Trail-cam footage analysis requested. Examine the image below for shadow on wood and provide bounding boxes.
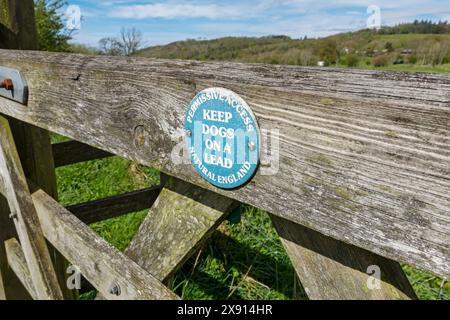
[52,141,113,168]
[66,185,162,225]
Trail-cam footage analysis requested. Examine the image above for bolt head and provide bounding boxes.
[248,141,257,152]
[0,79,13,90]
[185,130,192,138]
[109,284,121,296]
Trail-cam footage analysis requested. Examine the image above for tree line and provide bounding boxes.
[378,20,450,35]
[32,0,142,55]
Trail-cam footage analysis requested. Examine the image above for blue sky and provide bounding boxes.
[67,0,450,47]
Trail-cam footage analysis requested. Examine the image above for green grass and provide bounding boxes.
[353,62,450,73]
[172,207,305,300]
[56,156,303,299]
[376,34,450,45]
[54,152,449,300]
[373,63,450,73]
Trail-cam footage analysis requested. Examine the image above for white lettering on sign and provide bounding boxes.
[186,91,255,132]
[185,87,260,189]
[204,153,233,169]
[202,124,235,139]
[203,109,233,123]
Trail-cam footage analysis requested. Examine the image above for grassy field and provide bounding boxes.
[376,34,450,46]
[335,61,450,73]
[365,63,450,73]
[53,145,449,299]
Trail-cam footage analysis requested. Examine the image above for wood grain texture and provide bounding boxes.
[0,176,4,196]
[31,188,178,300]
[6,79,75,301]
[52,140,113,168]
[0,194,32,300]
[0,2,74,299]
[0,23,16,49]
[272,215,417,300]
[0,50,448,277]
[0,116,63,299]
[125,177,235,282]
[66,185,162,224]
[0,0,37,49]
[0,0,39,300]
[5,238,37,299]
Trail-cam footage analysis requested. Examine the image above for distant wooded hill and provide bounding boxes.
[135,21,450,68]
[378,20,450,34]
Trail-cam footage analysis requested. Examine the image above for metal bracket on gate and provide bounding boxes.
[0,67,28,105]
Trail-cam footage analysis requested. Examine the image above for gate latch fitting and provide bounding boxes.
[0,67,28,105]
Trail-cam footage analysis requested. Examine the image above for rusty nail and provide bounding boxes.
[0,79,13,91]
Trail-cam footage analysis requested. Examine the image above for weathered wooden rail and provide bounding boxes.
[0,0,448,300]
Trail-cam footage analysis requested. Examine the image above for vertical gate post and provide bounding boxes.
[0,0,75,299]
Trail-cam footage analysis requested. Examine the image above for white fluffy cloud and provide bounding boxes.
[110,3,245,19]
[108,0,450,21]
[73,0,450,46]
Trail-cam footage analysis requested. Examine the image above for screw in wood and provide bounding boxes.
[109,284,121,296]
[0,79,13,91]
[9,212,17,220]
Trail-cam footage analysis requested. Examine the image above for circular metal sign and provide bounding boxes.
[185,88,260,189]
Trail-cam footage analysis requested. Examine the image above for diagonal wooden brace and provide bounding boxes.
[125,175,237,283]
[0,115,63,299]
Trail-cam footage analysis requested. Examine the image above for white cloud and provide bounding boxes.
[75,0,450,46]
[110,3,246,19]
[107,0,450,22]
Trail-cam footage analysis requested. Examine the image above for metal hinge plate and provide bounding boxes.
[0,67,28,105]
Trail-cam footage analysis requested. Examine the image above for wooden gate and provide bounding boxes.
[0,0,448,300]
